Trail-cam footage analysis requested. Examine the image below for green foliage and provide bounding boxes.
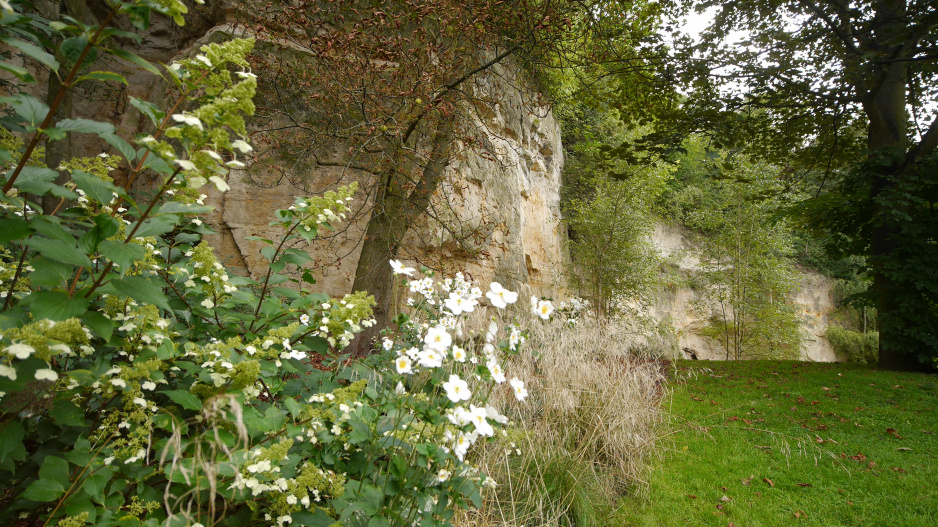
[663,139,801,359]
[826,326,879,364]
[0,3,545,527]
[560,107,669,315]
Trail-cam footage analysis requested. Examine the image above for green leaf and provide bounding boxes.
[72,169,123,205]
[159,390,202,411]
[129,97,165,126]
[23,478,65,502]
[283,397,303,418]
[60,36,96,68]
[0,218,33,242]
[109,49,162,77]
[56,118,116,137]
[30,256,73,288]
[98,240,147,276]
[348,419,371,445]
[0,36,59,71]
[76,71,128,85]
[30,215,73,243]
[159,201,214,215]
[25,237,93,267]
[84,473,108,504]
[108,275,171,311]
[140,151,173,175]
[82,311,114,342]
[11,165,58,194]
[52,400,87,428]
[20,291,90,321]
[0,421,26,465]
[0,62,36,83]
[291,509,337,527]
[261,246,276,261]
[367,518,390,527]
[39,456,70,486]
[243,405,284,433]
[102,133,136,162]
[133,217,177,238]
[41,127,67,140]
[0,93,49,125]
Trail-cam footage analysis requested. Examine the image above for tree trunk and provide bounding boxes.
[347,118,456,356]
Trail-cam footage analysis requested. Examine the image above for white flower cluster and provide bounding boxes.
[386,262,538,461]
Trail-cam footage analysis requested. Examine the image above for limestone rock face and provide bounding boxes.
[649,222,838,362]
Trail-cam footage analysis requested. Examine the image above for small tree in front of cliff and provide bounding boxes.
[243,0,665,353]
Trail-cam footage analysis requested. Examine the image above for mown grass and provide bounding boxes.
[619,360,938,526]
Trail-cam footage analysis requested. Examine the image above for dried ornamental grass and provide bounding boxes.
[457,312,668,526]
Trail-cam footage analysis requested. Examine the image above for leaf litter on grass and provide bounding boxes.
[617,360,938,527]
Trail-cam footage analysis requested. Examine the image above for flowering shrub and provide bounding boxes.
[0,2,554,527]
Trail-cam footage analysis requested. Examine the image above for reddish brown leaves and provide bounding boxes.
[763,477,775,487]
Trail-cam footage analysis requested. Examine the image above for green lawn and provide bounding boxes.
[618,361,938,526]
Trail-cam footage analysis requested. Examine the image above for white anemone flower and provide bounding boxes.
[442,374,471,402]
[510,377,528,401]
[423,324,451,352]
[417,348,444,368]
[395,356,413,375]
[0,364,15,380]
[536,299,555,320]
[486,358,506,384]
[486,282,518,309]
[451,345,467,363]
[447,406,473,427]
[390,259,416,276]
[469,405,495,437]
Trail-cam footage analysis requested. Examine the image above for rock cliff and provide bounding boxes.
[5,4,568,302]
[649,223,838,361]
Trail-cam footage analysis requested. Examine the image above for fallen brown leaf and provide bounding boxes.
[687,494,697,499]
[794,509,807,518]
[897,447,913,452]
[763,477,775,487]
[741,476,753,486]
[892,467,907,474]
[798,483,813,487]
[726,416,739,421]
[850,452,867,461]
[887,428,903,439]
[720,495,731,502]
[821,386,830,391]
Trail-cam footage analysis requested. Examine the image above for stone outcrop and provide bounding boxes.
[3,3,567,302]
[649,223,838,362]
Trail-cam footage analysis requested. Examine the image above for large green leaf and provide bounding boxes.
[0,36,58,71]
[11,165,58,195]
[20,291,90,321]
[108,275,170,311]
[0,62,36,83]
[71,170,121,206]
[25,237,93,268]
[0,421,25,465]
[30,215,75,244]
[60,36,96,68]
[22,478,66,502]
[82,310,114,342]
[76,71,128,85]
[0,93,49,125]
[109,49,162,76]
[0,218,33,242]
[102,133,136,162]
[38,456,70,486]
[132,217,177,238]
[98,240,147,276]
[129,97,165,126]
[55,118,116,137]
[159,390,202,411]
